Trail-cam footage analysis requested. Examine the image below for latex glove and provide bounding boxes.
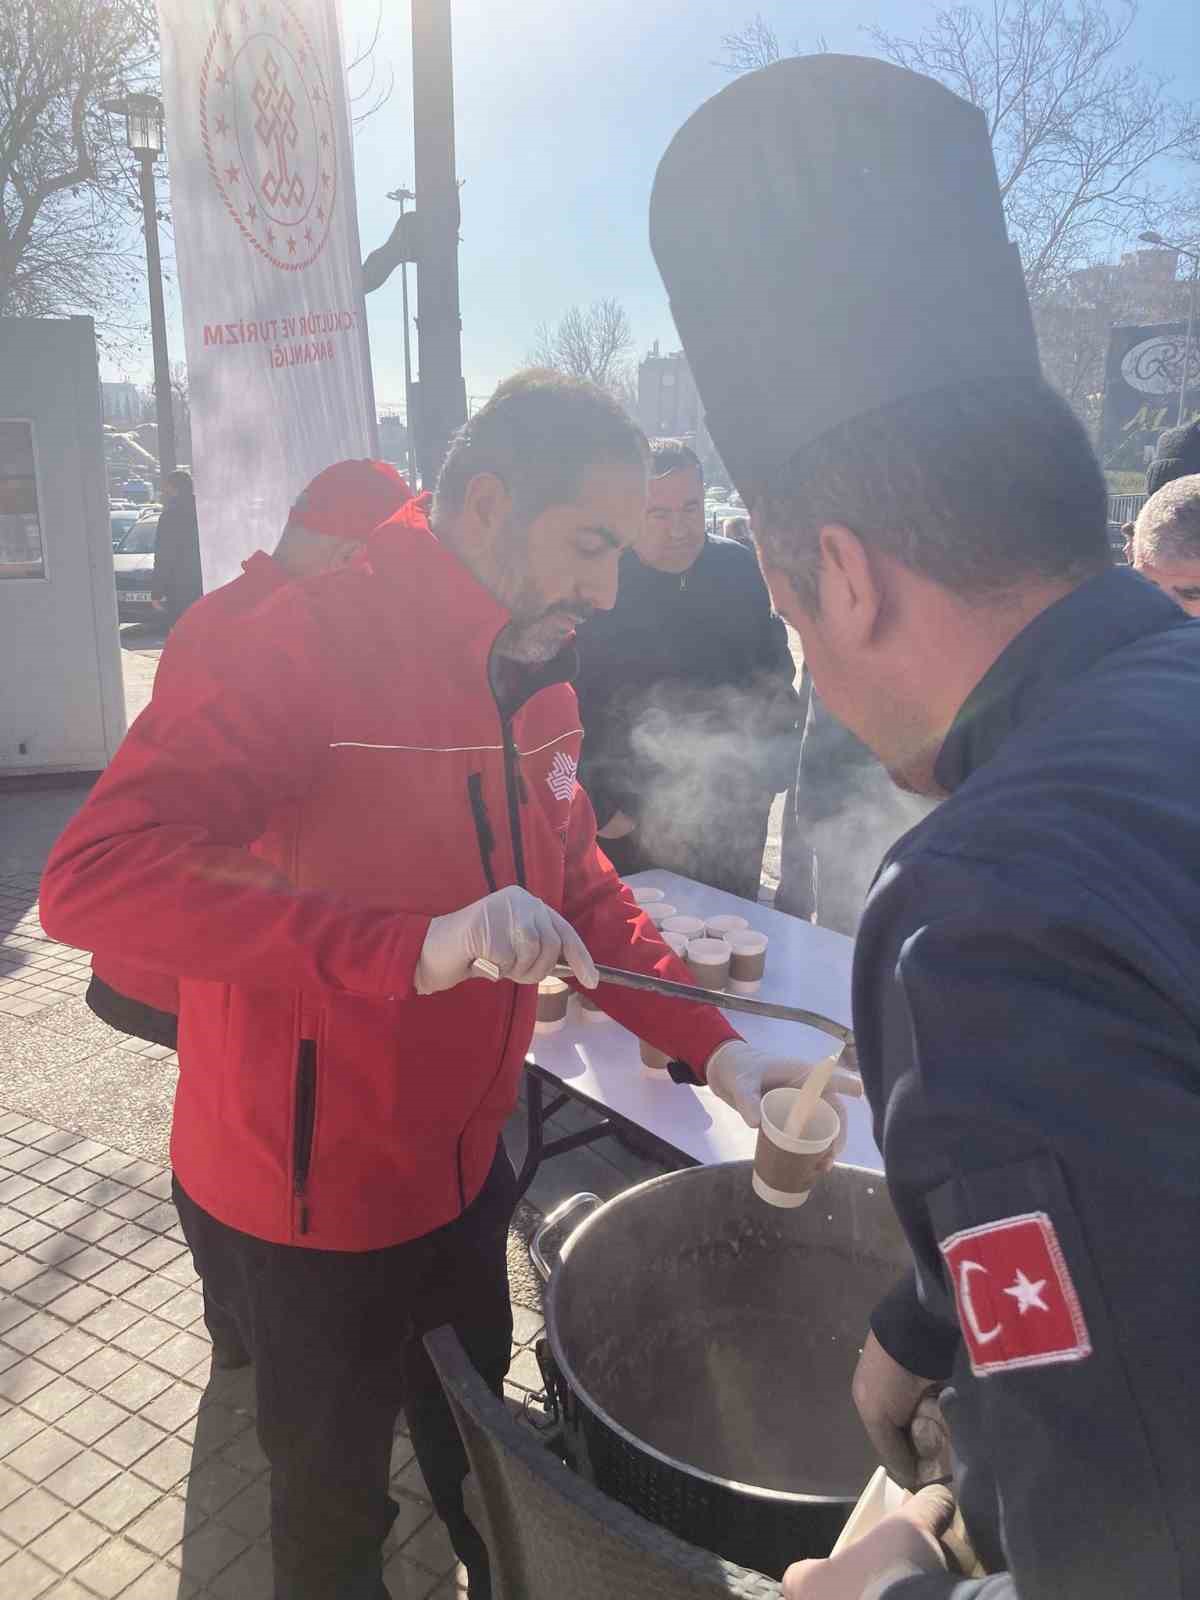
[851,1333,949,1490]
[414,886,599,996]
[703,1041,858,1130]
[782,1484,955,1598]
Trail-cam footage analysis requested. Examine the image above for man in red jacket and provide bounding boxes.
[86,458,415,1052]
[42,372,827,1600]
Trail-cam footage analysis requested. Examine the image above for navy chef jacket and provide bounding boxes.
[855,566,1200,1598]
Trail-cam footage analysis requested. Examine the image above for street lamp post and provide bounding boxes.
[103,93,176,481]
[386,186,419,485]
[1139,231,1200,427]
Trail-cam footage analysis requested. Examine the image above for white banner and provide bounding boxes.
[157,0,377,589]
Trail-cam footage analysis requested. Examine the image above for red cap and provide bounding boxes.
[289,459,412,543]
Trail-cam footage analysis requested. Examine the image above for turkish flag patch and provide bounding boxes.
[939,1211,1092,1377]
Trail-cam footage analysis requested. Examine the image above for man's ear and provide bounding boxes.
[817,523,881,647]
[461,472,512,537]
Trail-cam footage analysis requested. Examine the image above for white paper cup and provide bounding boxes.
[645,903,678,927]
[727,931,768,992]
[752,1091,839,1208]
[705,914,749,941]
[661,931,690,958]
[685,937,732,990]
[661,914,706,941]
[631,886,665,905]
[639,1039,670,1071]
[534,976,570,1034]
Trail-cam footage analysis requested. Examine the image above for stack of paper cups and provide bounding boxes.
[726,931,769,994]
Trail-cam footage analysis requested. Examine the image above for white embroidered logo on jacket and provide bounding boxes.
[546,752,579,803]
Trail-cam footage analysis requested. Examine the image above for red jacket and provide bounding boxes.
[42,504,736,1250]
[89,551,291,1024]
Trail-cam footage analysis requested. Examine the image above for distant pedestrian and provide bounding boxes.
[152,468,203,624]
[723,514,754,547]
[1144,418,1200,497]
[1128,473,1200,615]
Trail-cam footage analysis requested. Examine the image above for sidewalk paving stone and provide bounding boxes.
[0,857,673,1597]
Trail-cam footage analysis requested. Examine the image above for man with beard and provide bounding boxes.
[41,370,826,1600]
[652,54,1200,1599]
[575,438,802,901]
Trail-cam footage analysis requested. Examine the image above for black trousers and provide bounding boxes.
[173,1149,516,1600]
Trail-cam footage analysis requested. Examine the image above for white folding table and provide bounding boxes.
[519,869,883,1195]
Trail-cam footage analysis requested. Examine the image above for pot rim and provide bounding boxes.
[544,1159,882,1508]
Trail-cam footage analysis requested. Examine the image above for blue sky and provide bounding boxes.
[107,0,1199,410]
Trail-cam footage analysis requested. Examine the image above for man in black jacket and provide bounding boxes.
[652,53,1200,1599]
[575,439,802,900]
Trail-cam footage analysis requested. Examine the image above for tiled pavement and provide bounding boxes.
[0,1105,541,1599]
[0,868,573,1600]
[0,1117,587,1600]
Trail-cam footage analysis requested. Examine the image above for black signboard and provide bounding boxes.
[1101,321,1200,469]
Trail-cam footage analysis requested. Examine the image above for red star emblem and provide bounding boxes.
[215,65,229,90]
[215,114,229,137]
[246,202,258,223]
[287,235,297,255]
[224,163,240,185]
[321,169,331,190]
[266,227,276,246]
[304,226,313,243]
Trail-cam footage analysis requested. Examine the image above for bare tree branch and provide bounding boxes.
[0,0,156,318]
[529,299,636,400]
[865,0,1200,297]
[347,0,393,129]
[715,13,782,74]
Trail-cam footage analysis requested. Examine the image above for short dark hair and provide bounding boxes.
[649,438,702,478]
[435,368,648,522]
[165,469,193,496]
[757,377,1110,607]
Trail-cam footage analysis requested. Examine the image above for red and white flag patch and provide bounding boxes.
[939,1211,1091,1377]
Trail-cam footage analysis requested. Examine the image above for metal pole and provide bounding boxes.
[1177,253,1199,428]
[412,0,466,485]
[137,153,176,480]
[397,192,418,485]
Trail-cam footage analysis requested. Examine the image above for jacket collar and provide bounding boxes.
[241,550,287,593]
[935,567,1186,792]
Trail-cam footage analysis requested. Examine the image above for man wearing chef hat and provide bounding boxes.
[653,54,1200,1598]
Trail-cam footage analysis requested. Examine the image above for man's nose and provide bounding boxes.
[582,558,621,613]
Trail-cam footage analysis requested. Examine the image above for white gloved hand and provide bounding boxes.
[704,1041,855,1134]
[414,886,599,996]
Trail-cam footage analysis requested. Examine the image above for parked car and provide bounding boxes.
[110,510,140,550]
[112,515,159,621]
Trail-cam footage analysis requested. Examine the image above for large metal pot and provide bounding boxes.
[536,1161,911,1580]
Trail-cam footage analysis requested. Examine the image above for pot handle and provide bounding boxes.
[529,1191,601,1282]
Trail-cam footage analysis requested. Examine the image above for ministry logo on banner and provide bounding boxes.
[158,0,377,589]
